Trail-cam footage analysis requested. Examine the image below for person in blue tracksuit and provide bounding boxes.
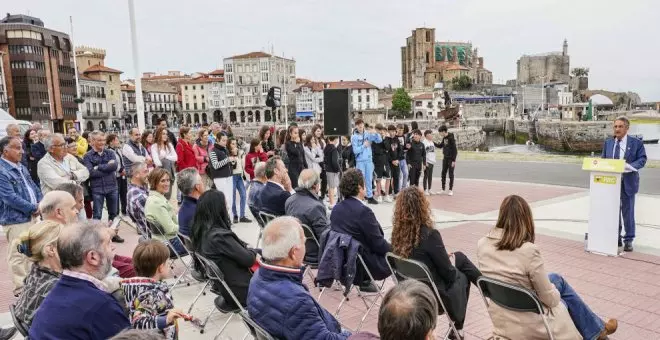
[351,118,382,204]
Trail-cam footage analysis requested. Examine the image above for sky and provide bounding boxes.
[6,0,660,101]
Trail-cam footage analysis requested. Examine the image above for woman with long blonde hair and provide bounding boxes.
[390,186,480,339]
[477,195,617,340]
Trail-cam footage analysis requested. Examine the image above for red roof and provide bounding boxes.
[142,75,189,81]
[83,64,123,74]
[180,77,220,84]
[413,93,433,100]
[297,80,378,92]
[229,52,272,59]
[209,69,225,76]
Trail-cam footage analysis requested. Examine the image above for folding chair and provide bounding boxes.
[257,211,277,247]
[239,310,276,340]
[477,276,555,340]
[385,252,461,340]
[318,251,386,332]
[195,254,249,339]
[301,223,321,287]
[127,212,151,241]
[9,304,28,337]
[147,220,193,289]
[178,232,210,314]
[249,205,264,228]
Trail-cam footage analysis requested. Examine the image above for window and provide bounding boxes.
[99,103,103,112]
[366,95,370,102]
[201,95,205,100]
[226,74,233,83]
[358,89,361,94]
[86,103,90,113]
[358,96,362,102]
[262,84,269,93]
[237,65,243,73]
[229,98,235,106]
[202,103,206,110]
[193,86,196,90]
[262,73,269,82]
[93,103,97,113]
[240,97,244,105]
[238,76,243,84]
[201,85,204,90]
[227,86,234,95]
[194,103,198,110]
[186,103,190,110]
[185,86,188,90]
[109,75,113,81]
[112,104,116,114]
[255,97,260,105]
[261,61,268,71]
[111,90,114,96]
[225,64,233,72]
[415,101,422,107]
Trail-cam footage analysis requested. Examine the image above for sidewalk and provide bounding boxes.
[1,178,659,339]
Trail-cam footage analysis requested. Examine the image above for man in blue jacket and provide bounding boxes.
[247,216,350,340]
[351,118,382,204]
[0,136,42,296]
[83,131,122,242]
[601,116,647,252]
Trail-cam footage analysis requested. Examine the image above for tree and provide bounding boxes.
[571,67,590,77]
[451,75,472,91]
[391,88,412,117]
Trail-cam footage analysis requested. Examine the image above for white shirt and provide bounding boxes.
[422,139,436,164]
[612,134,627,160]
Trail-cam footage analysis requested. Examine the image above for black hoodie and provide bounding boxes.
[323,143,341,173]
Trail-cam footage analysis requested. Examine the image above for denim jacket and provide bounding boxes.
[0,158,42,225]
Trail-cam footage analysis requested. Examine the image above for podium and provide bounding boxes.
[581,158,625,256]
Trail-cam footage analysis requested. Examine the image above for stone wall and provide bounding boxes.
[466,117,506,132]
[461,103,511,118]
[433,126,484,150]
[505,118,610,152]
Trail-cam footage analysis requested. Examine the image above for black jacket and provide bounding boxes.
[285,188,330,263]
[285,141,307,172]
[384,136,402,164]
[208,144,232,179]
[199,226,256,307]
[323,144,341,173]
[259,181,291,216]
[371,138,388,164]
[339,144,355,171]
[406,140,426,165]
[396,135,407,160]
[436,133,457,162]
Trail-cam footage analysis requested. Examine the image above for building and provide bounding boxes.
[120,82,136,126]
[79,75,109,131]
[76,46,123,130]
[207,69,226,123]
[401,28,492,91]
[180,76,214,125]
[223,51,296,124]
[294,80,379,121]
[121,81,178,128]
[0,14,77,132]
[516,40,570,86]
[0,51,7,111]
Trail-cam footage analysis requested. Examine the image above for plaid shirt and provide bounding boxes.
[127,183,149,237]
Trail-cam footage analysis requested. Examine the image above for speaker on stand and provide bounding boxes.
[323,89,351,136]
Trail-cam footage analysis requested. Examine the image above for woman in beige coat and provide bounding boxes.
[477,195,617,340]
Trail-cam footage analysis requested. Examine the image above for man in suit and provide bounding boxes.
[601,116,647,252]
[259,156,293,216]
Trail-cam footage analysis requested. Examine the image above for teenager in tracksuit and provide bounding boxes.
[406,129,426,187]
[437,125,457,195]
[385,125,402,197]
[371,124,391,203]
[351,118,382,204]
[208,133,234,214]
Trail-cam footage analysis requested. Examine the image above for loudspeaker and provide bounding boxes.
[323,89,351,136]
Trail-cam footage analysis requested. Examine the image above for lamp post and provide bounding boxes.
[128,0,145,131]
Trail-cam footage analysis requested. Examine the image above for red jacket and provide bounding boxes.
[193,143,209,175]
[244,151,268,179]
[175,139,196,172]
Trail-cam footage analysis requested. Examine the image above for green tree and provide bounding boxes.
[451,75,472,91]
[391,88,412,117]
[571,67,590,77]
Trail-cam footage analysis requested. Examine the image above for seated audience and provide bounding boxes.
[285,169,329,263]
[191,190,257,308]
[378,280,438,340]
[145,168,186,256]
[391,187,481,339]
[248,216,351,340]
[111,329,167,340]
[259,156,292,216]
[477,195,617,340]
[29,221,130,339]
[54,183,85,220]
[127,162,151,238]
[247,162,267,211]
[14,220,63,330]
[330,169,391,291]
[121,240,185,340]
[176,168,206,237]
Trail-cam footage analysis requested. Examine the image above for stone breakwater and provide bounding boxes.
[505,119,611,152]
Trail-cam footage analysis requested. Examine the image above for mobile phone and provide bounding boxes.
[110,218,120,230]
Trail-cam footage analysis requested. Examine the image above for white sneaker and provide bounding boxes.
[384,195,393,203]
[448,190,454,196]
[376,196,383,203]
[424,190,430,196]
[439,190,446,195]
[429,190,436,195]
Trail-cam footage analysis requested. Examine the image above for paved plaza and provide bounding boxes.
[1,178,659,339]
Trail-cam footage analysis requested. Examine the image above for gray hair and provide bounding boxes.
[43,133,64,150]
[378,280,438,340]
[39,191,75,217]
[110,329,166,340]
[254,162,266,179]
[132,161,147,174]
[57,220,108,271]
[264,156,282,180]
[54,183,83,199]
[615,116,630,128]
[37,129,50,139]
[262,216,303,261]
[5,124,19,135]
[89,130,104,141]
[298,169,320,190]
[177,167,200,196]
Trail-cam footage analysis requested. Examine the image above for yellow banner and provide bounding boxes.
[594,175,617,185]
[582,158,625,173]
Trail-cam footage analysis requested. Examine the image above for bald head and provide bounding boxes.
[254,162,267,181]
[378,280,438,340]
[5,124,20,138]
[262,216,305,266]
[298,169,320,192]
[39,191,79,224]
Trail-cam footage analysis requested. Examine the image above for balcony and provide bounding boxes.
[83,111,110,119]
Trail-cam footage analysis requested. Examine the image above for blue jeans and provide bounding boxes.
[356,160,375,198]
[399,159,408,190]
[549,273,604,340]
[92,190,119,221]
[231,174,246,218]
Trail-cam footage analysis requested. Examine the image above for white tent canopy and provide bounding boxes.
[0,108,14,120]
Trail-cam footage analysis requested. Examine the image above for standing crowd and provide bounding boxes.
[0,117,618,340]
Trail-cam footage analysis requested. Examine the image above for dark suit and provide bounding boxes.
[330,197,391,283]
[259,181,291,216]
[601,135,647,242]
